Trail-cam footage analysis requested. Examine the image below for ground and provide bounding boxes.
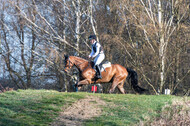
[51,95,107,126]
[51,94,190,126]
[1,90,189,126]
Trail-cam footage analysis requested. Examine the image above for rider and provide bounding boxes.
[88,35,105,79]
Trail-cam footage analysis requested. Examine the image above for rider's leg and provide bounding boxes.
[95,65,102,79]
[94,54,105,79]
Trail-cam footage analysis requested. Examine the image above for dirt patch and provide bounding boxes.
[51,95,106,126]
[150,97,190,126]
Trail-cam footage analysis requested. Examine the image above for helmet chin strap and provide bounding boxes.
[92,40,96,44]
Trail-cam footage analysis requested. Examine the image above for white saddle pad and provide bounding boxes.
[100,62,111,72]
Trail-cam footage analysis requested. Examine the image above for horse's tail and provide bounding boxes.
[126,68,147,94]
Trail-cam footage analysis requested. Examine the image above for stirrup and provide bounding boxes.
[96,74,102,79]
[97,76,102,79]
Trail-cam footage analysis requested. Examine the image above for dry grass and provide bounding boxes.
[150,97,190,126]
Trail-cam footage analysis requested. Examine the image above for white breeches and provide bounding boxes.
[94,53,105,67]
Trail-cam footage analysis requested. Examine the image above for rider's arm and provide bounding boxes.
[92,43,100,58]
[89,46,94,58]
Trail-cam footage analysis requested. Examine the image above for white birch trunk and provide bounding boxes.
[74,0,80,56]
[63,0,67,92]
[0,35,1,53]
[63,29,67,92]
[89,0,99,42]
[158,0,165,93]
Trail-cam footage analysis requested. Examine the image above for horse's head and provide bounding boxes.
[64,55,75,72]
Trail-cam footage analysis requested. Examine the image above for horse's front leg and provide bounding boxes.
[76,79,91,90]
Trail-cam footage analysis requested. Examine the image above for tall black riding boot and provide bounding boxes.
[95,65,102,79]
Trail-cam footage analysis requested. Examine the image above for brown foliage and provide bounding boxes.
[0,83,14,93]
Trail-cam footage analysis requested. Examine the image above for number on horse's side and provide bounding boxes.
[64,55,146,94]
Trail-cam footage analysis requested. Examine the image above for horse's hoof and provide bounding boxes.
[74,83,78,87]
[73,84,78,92]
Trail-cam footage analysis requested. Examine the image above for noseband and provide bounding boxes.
[65,58,73,69]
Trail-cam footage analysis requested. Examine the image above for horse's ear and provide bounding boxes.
[64,54,69,60]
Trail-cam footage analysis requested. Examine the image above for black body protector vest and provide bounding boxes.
[92,42,104,54]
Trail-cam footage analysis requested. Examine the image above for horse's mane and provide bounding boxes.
[71,56,88,63]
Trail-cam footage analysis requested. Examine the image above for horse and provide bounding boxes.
[64,55,146,94]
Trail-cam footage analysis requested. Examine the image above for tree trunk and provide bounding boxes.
[74,0,80,56]
[158,0,165,93]
[62,0,68,92]
[89,0,99,41]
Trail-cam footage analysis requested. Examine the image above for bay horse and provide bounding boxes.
[64,55,146,94]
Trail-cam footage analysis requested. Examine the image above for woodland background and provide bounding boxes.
[0,0,189,95]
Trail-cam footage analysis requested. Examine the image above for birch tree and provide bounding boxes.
[89,0,99,41]
[73,0,80,56]
[112,0,189,94]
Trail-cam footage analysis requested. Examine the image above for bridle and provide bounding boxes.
[64,57,90,72]
[65,58,73,70]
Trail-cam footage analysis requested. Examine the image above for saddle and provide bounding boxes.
[100,61,111,72]
[90,61,111,72]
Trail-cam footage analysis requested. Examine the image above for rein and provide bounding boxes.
[66,57,92,72]
[74,60,91,72]
[79,61,92,72]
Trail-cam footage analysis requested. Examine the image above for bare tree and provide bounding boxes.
[0,0,189,94]
[111,0,189,94]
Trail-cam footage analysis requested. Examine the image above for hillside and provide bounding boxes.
[0,90,189,126]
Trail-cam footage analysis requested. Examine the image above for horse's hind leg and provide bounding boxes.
[109,76,125,93]
[109,75,127,94]
[117,81,125,94]
[109,82,118,93]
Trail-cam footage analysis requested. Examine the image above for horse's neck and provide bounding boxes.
[73,57,89,71]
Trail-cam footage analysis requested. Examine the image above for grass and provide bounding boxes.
[0,90,185,126]
[85,94,174,126]
[0,89,85,126]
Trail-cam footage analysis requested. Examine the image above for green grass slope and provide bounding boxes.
[86,94,174,126]
[0,90,85,126]
[0,90,183,126]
